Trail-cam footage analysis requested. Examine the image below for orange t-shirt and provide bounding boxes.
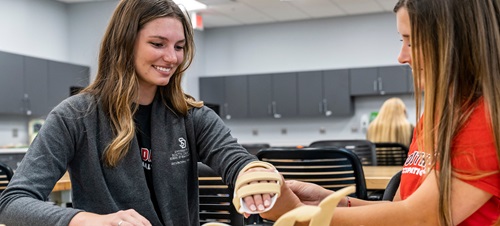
[400,99,500,225]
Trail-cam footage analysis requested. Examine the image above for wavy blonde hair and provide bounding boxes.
[82,0,202,167]
[366,97,413,147]
[395,0,500,225]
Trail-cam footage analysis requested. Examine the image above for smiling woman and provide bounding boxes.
[0,0,279,226]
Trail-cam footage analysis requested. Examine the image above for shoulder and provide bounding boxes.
[188,105,220,119]
[49,93,97,118]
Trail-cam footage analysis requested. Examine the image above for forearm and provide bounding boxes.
[338,196,390,207]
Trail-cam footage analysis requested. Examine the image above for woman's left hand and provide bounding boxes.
[239,167,277,214]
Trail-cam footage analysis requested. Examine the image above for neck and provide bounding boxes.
[137,85,157,105]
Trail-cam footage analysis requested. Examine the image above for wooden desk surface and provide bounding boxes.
[53,166,403,192]
[53,172,71,192]
[363,166,402,190]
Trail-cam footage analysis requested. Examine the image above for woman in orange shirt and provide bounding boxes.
[261,0,500,225]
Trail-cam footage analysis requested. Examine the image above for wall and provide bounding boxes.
[200,12,413,146]
[0,0,68,61]
[203,12,401,76]
[0,0,414,147]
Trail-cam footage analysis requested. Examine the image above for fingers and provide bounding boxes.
[113,209,151,226]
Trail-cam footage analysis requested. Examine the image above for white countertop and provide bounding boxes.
[0,148,28,154]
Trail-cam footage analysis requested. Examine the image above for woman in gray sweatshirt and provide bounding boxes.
[0,0,278,225]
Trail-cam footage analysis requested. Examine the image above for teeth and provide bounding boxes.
[154,66,171,72]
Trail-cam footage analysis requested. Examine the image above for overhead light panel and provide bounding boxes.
[173,0,207,11]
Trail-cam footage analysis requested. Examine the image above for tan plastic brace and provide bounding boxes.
[274,185,356,226]
[201,223,230,226]
[232,161,282,214]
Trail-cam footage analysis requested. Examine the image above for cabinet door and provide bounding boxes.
[297,71,323,117]
[324,69,353,116]
[350,67,378,96]
[199,77,225,116]
[224,76,248,119]
[248,74,272,118]
[48,61,89,111]
[272,72,297,118]
[0,52,24,114]
[378,66,409,95]
[24,56,48,116]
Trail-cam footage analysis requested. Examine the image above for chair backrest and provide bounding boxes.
[374,142,409,166]
[198,162,243,226]
[241,143,271,155]
[309,140,377,166]
[0,162,14,193]
[256,147,367,200]
[382,170,402,201]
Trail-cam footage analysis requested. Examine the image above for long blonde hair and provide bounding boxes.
[395,0,500,225]
[366,97,413,147]
[82,0,202,167]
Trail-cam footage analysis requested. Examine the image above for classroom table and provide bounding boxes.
[53,166,403,193]
[362,166,402,190]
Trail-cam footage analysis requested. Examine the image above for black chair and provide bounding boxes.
[241,143,270,155]
[382,170,402,201]
[0,162,14,193]
[197,162,243,226]
[309,140,377,166]
[256,147,368,200]
[374,142,409,166]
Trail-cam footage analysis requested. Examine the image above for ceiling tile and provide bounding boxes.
[203,1,275,25]
[238,0,310,21]
[290,0,346,18]
[331,0,386,14]
[374,0,398,11]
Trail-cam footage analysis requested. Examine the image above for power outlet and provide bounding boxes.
[12,128,18,138]
[281,128,287,135]
[252,129,258,136]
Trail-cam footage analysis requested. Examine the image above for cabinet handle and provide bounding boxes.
[373,80,377,92]
[323,99,332,117]
[24,93,31,116]
[272,101,281,118]
[319,101,323,113]
[224,103,231,120]
[378,77,385,95]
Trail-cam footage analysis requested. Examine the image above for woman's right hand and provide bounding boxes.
[69,209,152,226]
[286,180,334,206]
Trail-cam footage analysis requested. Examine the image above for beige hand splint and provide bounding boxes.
[232,161,283,214]
[273,185,356,226]
[201,223,230,226]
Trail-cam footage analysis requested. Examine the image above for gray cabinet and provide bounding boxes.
[248,74,272,118]
[24,56,49,116]
[350,66,410,96]
[48,61,89,112]
[298,69,353,117]
[0,52,24,114]
[248,73,297,118]
[199,76,248,120]
[323,69,353,116]
[0,51,89,116]
[298,71,323,116]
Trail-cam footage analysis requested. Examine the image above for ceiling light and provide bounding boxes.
[173,0,207,12]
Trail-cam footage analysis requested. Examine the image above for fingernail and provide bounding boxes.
[258,204,265,210]
[264,200,270,207]
[250,204,257,211]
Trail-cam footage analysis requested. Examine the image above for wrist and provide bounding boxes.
[338,196,351,207]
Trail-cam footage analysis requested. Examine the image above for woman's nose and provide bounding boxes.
[398,45,411,66]
[163,48,177,63]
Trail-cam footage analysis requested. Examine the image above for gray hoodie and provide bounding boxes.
[0,93,256,226]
